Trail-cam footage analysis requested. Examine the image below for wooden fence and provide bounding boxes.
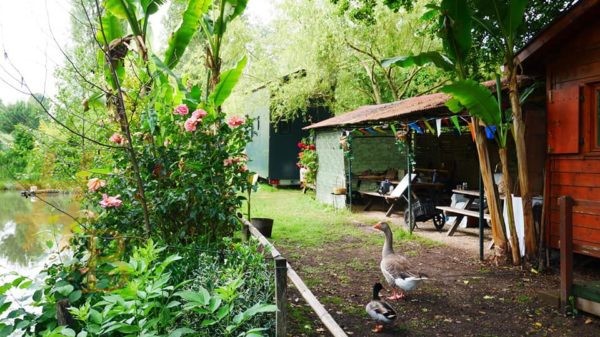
[241,219,348,337]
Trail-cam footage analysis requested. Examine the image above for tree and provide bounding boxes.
[0,97,46,134]
[383,0,574,264]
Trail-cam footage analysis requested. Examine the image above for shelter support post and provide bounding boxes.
[559,195,573,313]
[479,170,484,261]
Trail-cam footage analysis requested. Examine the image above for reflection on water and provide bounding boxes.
[0,191,79,272]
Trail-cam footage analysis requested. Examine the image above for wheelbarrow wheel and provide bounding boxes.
[432,213,445,231]
[403,207,413,229]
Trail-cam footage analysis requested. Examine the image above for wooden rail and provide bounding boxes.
[242,219,348,337]
[558,196,600,314]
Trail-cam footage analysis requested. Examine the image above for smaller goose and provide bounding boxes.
[366,282,397,333]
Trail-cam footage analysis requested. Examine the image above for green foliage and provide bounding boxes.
[0,239,275,336]
[179,238,276,335]
[441,79,501,126]
[209,56,247,108]
[382,52,454,71]
[0,98,46,134]
[163,0,211,68]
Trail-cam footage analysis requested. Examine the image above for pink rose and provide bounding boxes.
[173,104,189,115]
[227,116,245,128]
[223,158,234,166]
[109,133,124,145]
[87,178,106,192]
[192,109,207,120]
[238,165,248,173]
[184,117,198,132]
[100,194,123,208]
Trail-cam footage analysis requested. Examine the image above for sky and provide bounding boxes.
[0,0,275,105]
[0,0,71,104]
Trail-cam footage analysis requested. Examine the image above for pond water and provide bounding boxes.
[0,190,79,277]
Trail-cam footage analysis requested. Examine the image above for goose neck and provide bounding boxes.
[382,229,394,257]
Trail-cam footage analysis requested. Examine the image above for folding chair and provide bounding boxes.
[359,173,417,217]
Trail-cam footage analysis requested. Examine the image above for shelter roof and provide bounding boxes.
[304,78,526,130]
[304,92,452,130]
[515,0,600,74]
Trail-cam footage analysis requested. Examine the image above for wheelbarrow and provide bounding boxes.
[404,199,445,231]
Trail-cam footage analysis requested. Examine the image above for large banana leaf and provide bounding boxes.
[208,56,247,108]
[441,79,501,126]
[105,0,142,36]
[472,0,528,41]
[97,10,126,44]
[214,0,248,36]
[163,0,212,69]
[503,0,528,39]
[439,0,472,64]
[382,52,454,71]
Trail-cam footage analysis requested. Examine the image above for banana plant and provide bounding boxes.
[382,0,512,262]
[442,75,521,263]
[470,0,538,259]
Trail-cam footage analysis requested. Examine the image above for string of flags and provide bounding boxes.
[348,115,498,141]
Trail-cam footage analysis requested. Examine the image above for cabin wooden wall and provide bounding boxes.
[545,23,600,258]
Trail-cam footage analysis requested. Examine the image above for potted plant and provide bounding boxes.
[245,173,274,238]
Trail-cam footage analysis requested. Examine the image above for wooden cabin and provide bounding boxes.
[516,0,600,259]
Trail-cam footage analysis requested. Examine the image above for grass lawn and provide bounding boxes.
[242,184,437,249]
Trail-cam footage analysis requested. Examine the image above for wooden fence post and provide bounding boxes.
[275,256,287,337]
[242,222,250,241]
[559,195,573,313]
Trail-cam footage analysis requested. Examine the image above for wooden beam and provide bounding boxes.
[243,218,348,337]
[275,256,288,337]
[559,195,574,313]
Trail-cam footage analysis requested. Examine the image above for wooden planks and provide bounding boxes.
[436,206,491,220]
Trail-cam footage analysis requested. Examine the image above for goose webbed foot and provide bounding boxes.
[372,324,384,333]
[386,289,405,300]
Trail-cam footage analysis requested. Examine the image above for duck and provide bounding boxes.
[373,221,428,300]
[366,282,397,333]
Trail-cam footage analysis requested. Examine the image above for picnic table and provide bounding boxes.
[436,189,490,236]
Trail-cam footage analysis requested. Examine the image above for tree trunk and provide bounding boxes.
[472,118,508,258]
[508,69,537,259]
[499,148,521,265]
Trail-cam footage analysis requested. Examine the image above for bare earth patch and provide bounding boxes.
[275,213,600,337]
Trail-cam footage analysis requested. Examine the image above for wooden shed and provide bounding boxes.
[516,0,600,259]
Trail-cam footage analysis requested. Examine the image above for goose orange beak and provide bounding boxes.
[373,222,382,230]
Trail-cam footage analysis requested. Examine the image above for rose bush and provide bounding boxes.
[297,138,317,185]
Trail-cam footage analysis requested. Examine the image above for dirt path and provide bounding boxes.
[276,217,600,337]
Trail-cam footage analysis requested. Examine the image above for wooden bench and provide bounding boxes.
[436,206,490,236]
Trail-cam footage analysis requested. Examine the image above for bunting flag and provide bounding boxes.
[408,122,424,134]
[346,115,474,138]
[423,120,435,134]
[373,126,388,134]
[436,119,442,137]
[485,125,497,139]
[366,127,378,135]
[468,122,476,142]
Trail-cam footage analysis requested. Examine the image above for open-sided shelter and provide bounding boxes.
[304,88,500,210]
